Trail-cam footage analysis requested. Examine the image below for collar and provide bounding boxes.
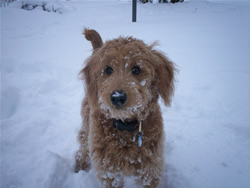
[112,119,143,147]
[112,119,139,132]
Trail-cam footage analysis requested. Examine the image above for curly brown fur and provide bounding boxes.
[75,29,176,188]
[84,28,103,50]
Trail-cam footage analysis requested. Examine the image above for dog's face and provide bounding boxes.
[81,31,175,122]
[97,39,156,121]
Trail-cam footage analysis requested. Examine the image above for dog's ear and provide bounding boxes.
[84,28,103,50]
[152,50,176,106]
[79,57,98,102]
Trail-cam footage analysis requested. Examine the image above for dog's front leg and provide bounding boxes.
[98,171,124,188]
[74,128,91,172]
[75,144,90,172]
[136,171,161,188]
[75,99,91,172]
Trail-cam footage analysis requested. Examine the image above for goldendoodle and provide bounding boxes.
[75,28,176,188]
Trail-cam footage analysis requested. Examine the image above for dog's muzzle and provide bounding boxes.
[112,119,139,132]
[110,90,127,107]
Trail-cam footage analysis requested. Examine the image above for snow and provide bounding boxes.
[1,1,250,188]
[140,80,146,86]
[111,91,125,97]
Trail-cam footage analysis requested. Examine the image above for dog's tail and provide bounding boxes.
[83,28,103,50]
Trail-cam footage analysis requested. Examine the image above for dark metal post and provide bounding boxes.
[132,0,137,22]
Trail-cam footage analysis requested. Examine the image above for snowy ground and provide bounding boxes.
[1,1,250,188]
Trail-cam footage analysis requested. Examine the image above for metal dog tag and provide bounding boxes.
[137,121,143,147]
[138,134,143,147]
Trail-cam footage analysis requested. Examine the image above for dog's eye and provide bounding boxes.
[105,66,113,75]
[132,66,141,75]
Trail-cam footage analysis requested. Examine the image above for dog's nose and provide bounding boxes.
[110,90,127,107]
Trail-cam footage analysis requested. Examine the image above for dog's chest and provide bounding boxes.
[100,142,148,175]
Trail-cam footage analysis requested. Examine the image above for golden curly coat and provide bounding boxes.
[75,29,176,188]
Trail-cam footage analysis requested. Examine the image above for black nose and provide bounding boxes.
[110,90,127,107]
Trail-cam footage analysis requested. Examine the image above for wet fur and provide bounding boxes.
[75,29,176,188]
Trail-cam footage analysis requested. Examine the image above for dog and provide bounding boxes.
[75,28,176,188]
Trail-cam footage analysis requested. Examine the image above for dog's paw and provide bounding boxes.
[74,157,91,173]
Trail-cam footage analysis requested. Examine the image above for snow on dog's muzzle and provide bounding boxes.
[110,90,127,107]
